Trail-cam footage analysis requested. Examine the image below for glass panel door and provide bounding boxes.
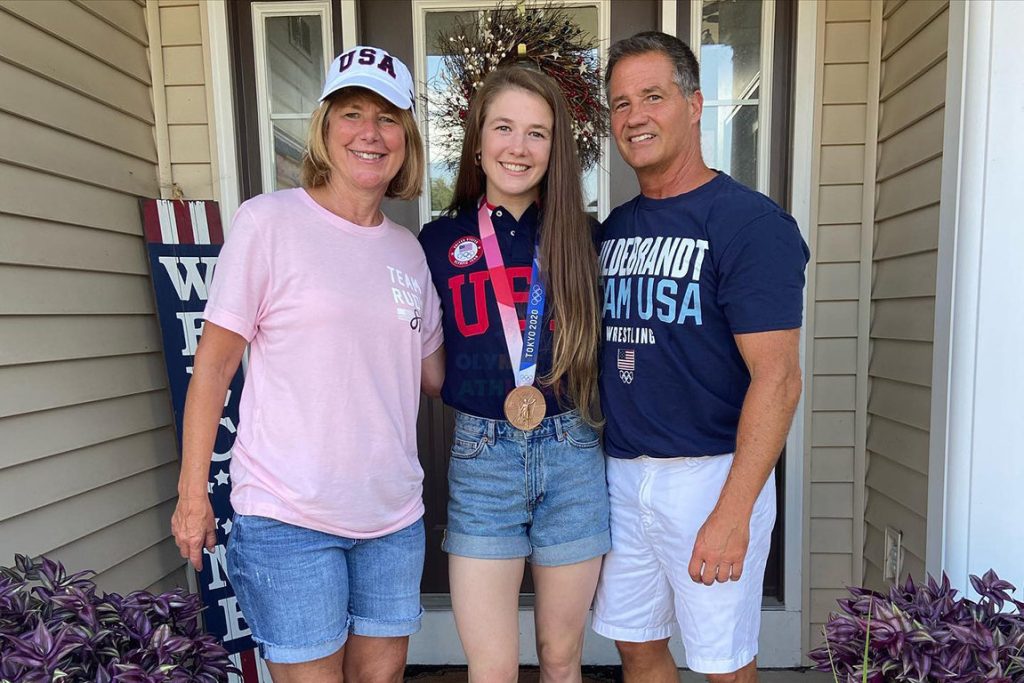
[424,9,477,219]
[416,1,607,223]
[252,2,333,192]
[692,0,774,192]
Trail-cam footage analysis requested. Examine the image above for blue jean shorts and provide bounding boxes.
[225,515,424,663]
[443,410,611,566]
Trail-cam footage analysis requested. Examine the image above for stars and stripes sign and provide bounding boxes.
[142,199,270,682]
[617,348,635,384]
[142,199,224,245]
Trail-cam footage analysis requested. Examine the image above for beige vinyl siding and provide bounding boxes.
[0,0,186,593]
[149,0,218,200]
[805,0,879,650]
[863,0,948,590]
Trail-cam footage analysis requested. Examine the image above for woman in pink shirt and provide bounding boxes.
[171,47,443,683]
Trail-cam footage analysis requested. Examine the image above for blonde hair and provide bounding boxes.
[301,88,424,200]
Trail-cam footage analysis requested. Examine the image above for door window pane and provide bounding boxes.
[560,5,600,215]
[700,0,762,101]
[697,0,766,191]
[262,13,327,190]
[701,104,758,189]
[273,117,311,190]
[422,5,602,218]
[425,10,476,216]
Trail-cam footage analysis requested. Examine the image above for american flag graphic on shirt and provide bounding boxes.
[617,348,636,384]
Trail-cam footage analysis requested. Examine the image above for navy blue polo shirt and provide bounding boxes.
[419,202,564,420]
[599,173,810,458]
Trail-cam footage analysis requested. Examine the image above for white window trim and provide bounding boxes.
[251,1,335,195]
[789,0,816,653]
[411,0,611,227]
[927,0,968,582]
[339,0,358,50]
[689,0,775,194]
[204,0,240,226]
[660,0,677,35]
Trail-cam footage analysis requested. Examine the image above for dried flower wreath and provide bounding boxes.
[429,2,608,172]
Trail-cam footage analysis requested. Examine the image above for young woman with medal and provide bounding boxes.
[419,65,609,682]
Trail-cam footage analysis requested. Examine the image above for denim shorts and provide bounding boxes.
[225,515,424,663]
[443,409,611,566]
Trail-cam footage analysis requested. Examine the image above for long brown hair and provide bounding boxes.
[446,65,602,425]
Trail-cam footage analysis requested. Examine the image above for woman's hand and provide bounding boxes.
[173,321,247,571]
[172,495,217,571]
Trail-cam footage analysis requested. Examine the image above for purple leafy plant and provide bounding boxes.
[0,554,239,682]
[809,569,1024,682]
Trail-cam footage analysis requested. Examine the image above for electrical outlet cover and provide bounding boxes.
[883,526,903,581]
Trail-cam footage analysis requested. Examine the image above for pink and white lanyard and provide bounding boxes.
[476,199,547,389]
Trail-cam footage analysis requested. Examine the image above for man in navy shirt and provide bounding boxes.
[590,32,809,683]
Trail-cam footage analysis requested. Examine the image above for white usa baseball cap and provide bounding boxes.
[320,46,416,117]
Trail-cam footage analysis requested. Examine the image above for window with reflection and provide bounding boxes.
[695,0,770,192]
[420,4,603,220]
[252,3,333,192]
[267,15,323,189]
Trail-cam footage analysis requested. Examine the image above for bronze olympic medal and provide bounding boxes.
[503,385,546,431]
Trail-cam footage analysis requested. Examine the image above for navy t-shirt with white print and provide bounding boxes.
[419,202,564,420]
[599,173,810,459]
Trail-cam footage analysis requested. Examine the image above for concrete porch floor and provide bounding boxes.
[404,667,833,682]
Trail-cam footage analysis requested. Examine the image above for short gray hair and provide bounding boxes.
[605,31,701,99]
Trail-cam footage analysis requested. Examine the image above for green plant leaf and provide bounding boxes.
[862,596,873,683]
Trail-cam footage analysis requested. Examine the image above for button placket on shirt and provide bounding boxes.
[493,208,531,257]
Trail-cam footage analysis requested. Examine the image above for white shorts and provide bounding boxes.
[591,454,776,675]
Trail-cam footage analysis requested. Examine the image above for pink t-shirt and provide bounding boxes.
[203,188,442,538]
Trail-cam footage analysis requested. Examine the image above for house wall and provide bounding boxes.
[148,0,219,200]
[804,0,951,649]
[804,0,877,648]
[0,0,185,594]
[864,0,948,589]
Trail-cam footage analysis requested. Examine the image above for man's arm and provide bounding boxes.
[687,327,803,585]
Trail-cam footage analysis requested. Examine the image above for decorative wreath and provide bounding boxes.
[429,2,608,172]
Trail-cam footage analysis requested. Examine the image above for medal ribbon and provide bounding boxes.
[477,199,546,388]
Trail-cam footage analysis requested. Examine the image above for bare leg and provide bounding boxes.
[266,646,345,683]
[449,555,526,683]
[616,638,677,683]
[706,659,758,683]
[532,557,602,683]
[342,634,410,683]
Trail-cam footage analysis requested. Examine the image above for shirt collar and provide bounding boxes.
[481,197,541,229]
